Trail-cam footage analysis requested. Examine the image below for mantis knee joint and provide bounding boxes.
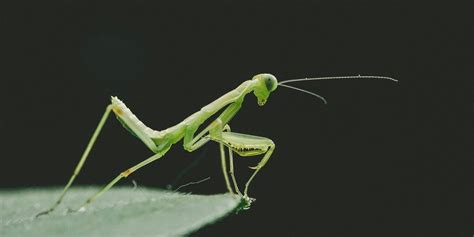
[121,169,132,177]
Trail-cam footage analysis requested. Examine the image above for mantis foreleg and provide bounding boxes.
[245,145,275,196]
[210,131,275,197]
[183,102,244,194]
[183,99,275,198]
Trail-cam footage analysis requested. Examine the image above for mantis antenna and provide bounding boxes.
[278,75,398,104]
[278,83,328,104]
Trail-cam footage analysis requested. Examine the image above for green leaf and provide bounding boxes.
[0,187,241,237]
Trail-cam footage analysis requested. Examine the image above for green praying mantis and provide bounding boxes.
[36,73,397,217]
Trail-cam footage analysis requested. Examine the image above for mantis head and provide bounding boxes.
[252,73,278,106]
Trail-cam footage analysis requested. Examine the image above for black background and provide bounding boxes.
[1,1,471,236]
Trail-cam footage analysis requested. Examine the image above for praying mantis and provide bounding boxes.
[36,73,397,217]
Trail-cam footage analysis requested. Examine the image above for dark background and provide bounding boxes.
[1,1,471,236]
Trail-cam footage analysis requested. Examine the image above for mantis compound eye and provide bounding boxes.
[264,76,278,92]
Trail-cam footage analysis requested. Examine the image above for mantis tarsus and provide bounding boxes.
[36,73,397,217]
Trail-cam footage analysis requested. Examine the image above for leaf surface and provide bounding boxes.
[0,187,240,237]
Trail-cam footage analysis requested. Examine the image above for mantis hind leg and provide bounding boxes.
[71,144,171,212]
[210,131,275,198]
[36,105,113,217]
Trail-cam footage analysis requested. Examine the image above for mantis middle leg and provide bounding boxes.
[222,126,242,195]
[219,125,242,195]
